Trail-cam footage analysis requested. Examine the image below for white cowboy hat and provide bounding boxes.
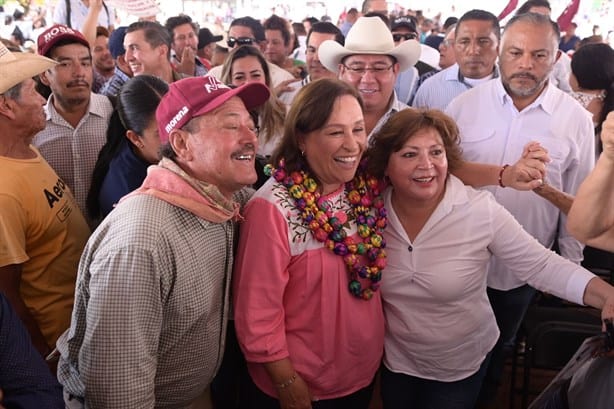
[0,43,57,94]
[319,16,421,73]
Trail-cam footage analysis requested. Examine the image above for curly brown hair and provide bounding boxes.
[366,109,464,179]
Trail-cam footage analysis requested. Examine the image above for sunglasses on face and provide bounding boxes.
[392,33,417,42]
[227,37,255,48]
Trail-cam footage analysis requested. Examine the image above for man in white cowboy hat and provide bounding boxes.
[319,16,421,137]
[0,43,90,363]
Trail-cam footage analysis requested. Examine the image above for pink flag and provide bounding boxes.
[557,0,581,32]
[498,0,519,20]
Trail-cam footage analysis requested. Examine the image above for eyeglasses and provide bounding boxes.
[342,64,394,77]
[392,33,417,42]
[227,37,255,48]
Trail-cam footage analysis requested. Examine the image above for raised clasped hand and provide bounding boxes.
[504,141,550,190]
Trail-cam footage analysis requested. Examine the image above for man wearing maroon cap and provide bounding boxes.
[57,75,270,408]
[33,23,113,224]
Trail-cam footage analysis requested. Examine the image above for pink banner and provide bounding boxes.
[557,0,581,32]
[498,0,519,20]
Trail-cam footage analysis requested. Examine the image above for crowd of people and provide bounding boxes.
[1,0,614,408]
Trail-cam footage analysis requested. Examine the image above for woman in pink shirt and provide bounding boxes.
[233,78,386,409]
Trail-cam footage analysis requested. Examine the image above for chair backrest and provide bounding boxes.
[527,321,602,370]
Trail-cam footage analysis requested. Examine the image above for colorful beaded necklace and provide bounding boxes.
[265,159,387,300]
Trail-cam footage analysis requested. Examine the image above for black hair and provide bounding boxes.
[263,15,292,47]
[571,43,614,133]
[306,22,345,46]
[164,15,198,42]
[230,16,266,42]
[456,9,501,40]
[516,0,551,15]
[86,75,169,221]
[126,21,172,59]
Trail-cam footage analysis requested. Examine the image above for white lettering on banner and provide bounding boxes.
[165,106,189,133]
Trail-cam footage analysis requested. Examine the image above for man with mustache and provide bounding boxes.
[413,9,500,110]
[57,76,270,407]
[445,13,595,407]
[33,24,113,225]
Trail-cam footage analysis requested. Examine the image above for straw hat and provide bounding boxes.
[0,43,57,94]
[319,16,421,73]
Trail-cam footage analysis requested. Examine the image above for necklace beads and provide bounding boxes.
[265,160,387,300]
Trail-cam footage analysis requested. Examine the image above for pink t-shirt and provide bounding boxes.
[233,178,385,400]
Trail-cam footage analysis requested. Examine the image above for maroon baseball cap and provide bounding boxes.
[156,76,270,143]
[37,24,90,57]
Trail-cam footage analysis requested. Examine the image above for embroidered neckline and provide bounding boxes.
[265,160,387,300]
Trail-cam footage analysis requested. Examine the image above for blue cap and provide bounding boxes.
[109,26,128,59]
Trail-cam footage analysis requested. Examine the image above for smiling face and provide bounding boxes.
[299,94,366,195]
[386,127,448,208]
[339,54,398,114]
[305,31,337,80]
[124,29,168,76]
[230,55,266,86]
[92,34,114,74]
[171,23,198,58]
[178,97,259,198]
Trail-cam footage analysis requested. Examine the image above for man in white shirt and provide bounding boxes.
[445,13,595,406]
[53,0,115,32]
[413,9,500,111]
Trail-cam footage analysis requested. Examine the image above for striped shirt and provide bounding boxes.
[100,66,131,97]
[33,93,113,221]
[412,64,499,111]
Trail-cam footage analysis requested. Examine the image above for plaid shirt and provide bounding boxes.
[33,93,113,221]
[57,188,252,407]
[100,66,131,97]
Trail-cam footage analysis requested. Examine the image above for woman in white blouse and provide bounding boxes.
[366,108,614,409]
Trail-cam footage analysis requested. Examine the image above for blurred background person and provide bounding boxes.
[221,46,285,160]
[91,26,114,93]
[234,77,384,409]
[197,27,222,71]
[569,42,614,154]
[87,75,168,223]
[165,15,207,77]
